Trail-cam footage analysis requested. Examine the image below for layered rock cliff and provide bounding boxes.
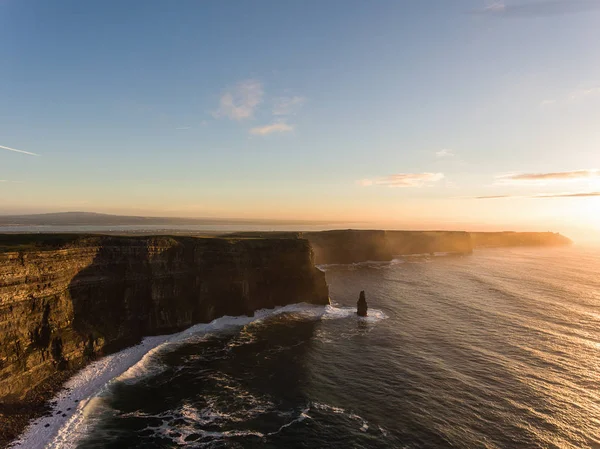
[471,232,573,248]
[385,231,473,256]
[300,230,571,265]
[0,235,328,410]
[302,230,473,264]
[303,230,393,264]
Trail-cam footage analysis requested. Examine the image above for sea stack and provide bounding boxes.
[357,290,368,317]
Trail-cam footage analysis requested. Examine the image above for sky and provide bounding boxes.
[1,0,600,239]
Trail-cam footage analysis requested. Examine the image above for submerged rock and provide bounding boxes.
[357,290,368,317]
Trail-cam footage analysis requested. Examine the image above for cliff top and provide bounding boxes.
[0,234,296,253]
[0,230,572,254]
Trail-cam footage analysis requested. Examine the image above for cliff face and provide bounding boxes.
[385,231,472,256]
[0,236,329,402]
[302,230,572,265]
[471,232,573,248]
[303,230,392,265]
[303,230,473,264]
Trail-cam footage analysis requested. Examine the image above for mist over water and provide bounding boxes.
[44,246,600,448]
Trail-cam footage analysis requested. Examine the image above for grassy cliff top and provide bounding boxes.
[0,233,312,253]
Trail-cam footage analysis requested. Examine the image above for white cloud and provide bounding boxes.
[359,173,444,188]
[214,79,264,120]
[540,99,556,107]
[250,122,294,136]
[175,126,191,130]
[435,149,454,158]
[484,2,505,12]
[0,144,39,156]
[273,96,306,116]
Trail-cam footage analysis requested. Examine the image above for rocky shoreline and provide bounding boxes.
[0,368,74,447]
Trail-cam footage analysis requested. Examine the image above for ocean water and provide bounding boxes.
[17,246,600,448]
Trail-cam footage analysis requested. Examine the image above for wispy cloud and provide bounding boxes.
[482,2,506,12]
[496,170,600,184]
[476,191,600,199]
[568,86,600,102]
[358,173,444,188]
[273,96,306,116]
[250,122,294,136]
[435,149,454,158]
[0,144,39,156]
[213,79,264,120]
[474,0,600,17]
[541,85,600,107]
[175,126,191,130]
[536,191,600,198]
[475,194,513,199]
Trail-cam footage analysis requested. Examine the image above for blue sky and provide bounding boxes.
[1,0,600,235]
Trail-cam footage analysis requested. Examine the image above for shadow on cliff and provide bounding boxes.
[68,237,194,359]
[66,236,216,361]
[65,236,311,364]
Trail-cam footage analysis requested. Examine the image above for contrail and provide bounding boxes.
[0,144,39,156]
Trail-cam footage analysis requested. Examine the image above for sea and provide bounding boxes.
[14,245,600,449]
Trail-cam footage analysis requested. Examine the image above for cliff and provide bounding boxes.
[0,235,329,445]
[385,231,473,256]
[303,230,392,264]
[471,232,573,248]
[300,230,572,265]
[302,230,473,264]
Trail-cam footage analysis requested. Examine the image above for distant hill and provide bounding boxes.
[0,212,329,227]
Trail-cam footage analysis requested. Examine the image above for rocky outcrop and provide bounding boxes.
[0,235,329,420]
[357,291,368,317]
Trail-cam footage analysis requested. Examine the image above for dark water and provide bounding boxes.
[75,247,600,448]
